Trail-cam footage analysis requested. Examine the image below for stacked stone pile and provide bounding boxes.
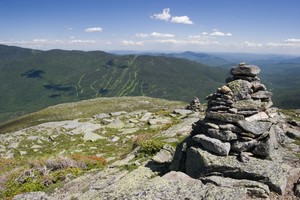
[192,63,284,157]
[186,96,203,112]
[171,63,297,197]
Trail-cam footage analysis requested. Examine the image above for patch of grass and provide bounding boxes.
[70,154,107,170]
[118,163,139,172]
[280,109,300,121]
[0,154,103,199]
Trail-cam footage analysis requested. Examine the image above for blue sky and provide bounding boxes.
[0,0,300,54]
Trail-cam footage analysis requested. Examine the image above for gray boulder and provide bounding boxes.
[152,144,175,164]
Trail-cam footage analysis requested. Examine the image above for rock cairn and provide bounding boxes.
[186,96,203,112]
[192,62,282,157]
[171,63,292,196]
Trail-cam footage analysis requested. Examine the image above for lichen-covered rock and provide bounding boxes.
[201,175,270,198]
[227,79,252,101]
[185,147,289,195]
[13,192,48,200]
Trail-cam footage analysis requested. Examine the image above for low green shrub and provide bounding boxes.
[140,139,164,155]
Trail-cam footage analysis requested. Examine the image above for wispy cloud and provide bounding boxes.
[135,33,149,38]
[70,39,95,43]
[157,36,218,46]
[84,27,103,32]
[150,32,175,38]
[135,32,175,38]
[243,41,262,47]
[122,40,144,46]
[151,8,193,25]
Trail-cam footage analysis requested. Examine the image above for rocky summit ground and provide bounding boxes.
[0,96,299,200]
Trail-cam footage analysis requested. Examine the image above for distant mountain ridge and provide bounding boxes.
[0,45,227,123]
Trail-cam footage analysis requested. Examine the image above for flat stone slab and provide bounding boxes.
[193,134,230,156]
[251,91,273,99]
[237,120,272,136]
[245,112,269,122]
[107,119,125,129]
[207,128,238,141]
[185,146,289,194]
[206,111,244,123]
[230,65,261,77]
[174,109,193,115]
[232,99,262,111]
[110,111,127,116]
[94,113,110,119]
[83,132,105,142]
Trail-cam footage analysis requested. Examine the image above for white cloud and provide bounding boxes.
[122,40,144,46]
[158,39,179,44]
[33,39,48,43]
[157,36,218,46]
[266,38,300,48]
[150,32,175,38]
[285,38,300,43]
[210,31,232,36]
[151,8,171,21]
[70,39,95,43]
[151,8,193,25]
[170,16,193,24]
[84,27,103,32]
[202,32,208,35]
[243,41,262,47]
